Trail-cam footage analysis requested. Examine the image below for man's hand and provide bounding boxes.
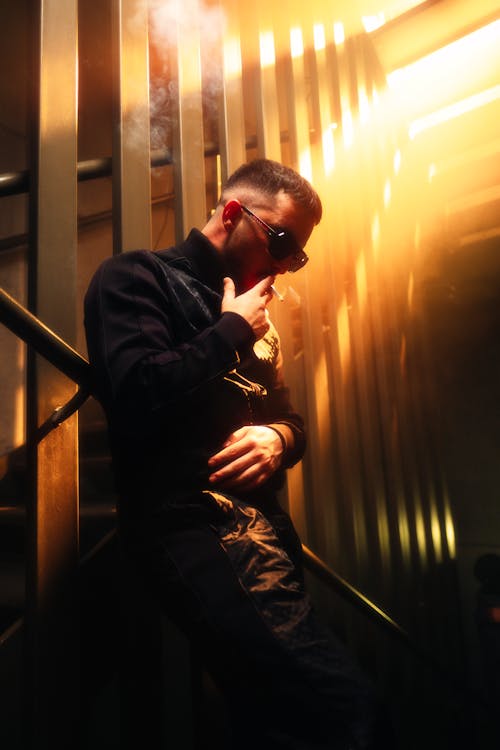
[221,276,275,341]
[207,425,284,492]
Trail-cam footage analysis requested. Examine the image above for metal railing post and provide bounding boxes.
[24,1,80,746]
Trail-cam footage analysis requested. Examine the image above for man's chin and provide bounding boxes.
[237,275,260,293]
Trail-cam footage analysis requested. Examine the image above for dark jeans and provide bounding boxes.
[126,496,390,749]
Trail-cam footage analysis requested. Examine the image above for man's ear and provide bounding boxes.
[222,199,242,231]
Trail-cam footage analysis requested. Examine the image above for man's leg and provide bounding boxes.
[132,502,386,749]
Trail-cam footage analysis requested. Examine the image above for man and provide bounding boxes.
[84,159,383,748]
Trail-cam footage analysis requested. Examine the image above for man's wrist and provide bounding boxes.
[267,425,286,450]
[267,423,293,463]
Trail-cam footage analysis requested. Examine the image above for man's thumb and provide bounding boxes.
[222,276,236,302]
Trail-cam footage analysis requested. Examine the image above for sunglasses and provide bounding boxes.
[240,204,309,273]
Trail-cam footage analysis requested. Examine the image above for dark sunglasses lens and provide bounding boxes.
[268,231,294,261]
[268,230,308,272]
[288,251,308,272]
[269,229,307,261]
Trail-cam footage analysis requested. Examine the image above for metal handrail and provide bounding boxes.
[301,544,412,648]
[0,286,92,438]
[0,287,91,387]
[0,137,257,200]
[302,543,487,709]
[0,148,173,198]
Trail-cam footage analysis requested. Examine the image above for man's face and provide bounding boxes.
[222,190,316,293]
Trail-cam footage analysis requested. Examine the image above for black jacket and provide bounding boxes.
[84,229,306,530]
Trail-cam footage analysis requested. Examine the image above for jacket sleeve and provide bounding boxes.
[84,251,254,412]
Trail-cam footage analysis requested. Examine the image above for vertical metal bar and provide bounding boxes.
[112,0,152,253]
[219,0,246,179]
[171,0,206,241]
[239,1,281,160]
[26,0,79,744]
[286,5,313,174]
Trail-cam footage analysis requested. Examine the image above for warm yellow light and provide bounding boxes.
[398,503,411,566]
[393,149,401,175]
[216,153,222,199]
[446,186,500,228]
[358,85,370,125]
[333,22,345,46]
[430,498,442,563]
[337,294,351,380]
[383,179,391,208]
[223,35,242,80]
[314,350,331,457]
[14,339,25,447]
[362,14,385,33]
[14,385,25,447]
[407,272,414,312]
[414,222,421,251]
[371,213,380,259]
[299,149,313,182]
[428,163,436,183]
[460,226,500,248]
[415,504,428,564]
[444,493,456,558]
[409,85,500,139]
[259,30,276,68]
[322,127,335,175]
[389,19,500,87]
[290,27,304,59]
[386,19,500,123]
[355,251,367,313]
[313,24,326,52]
[342,107,353,149]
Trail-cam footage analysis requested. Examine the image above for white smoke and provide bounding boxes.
[134,0,227,152]
[147,0,226,51]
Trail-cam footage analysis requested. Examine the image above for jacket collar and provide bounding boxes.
[157,228,225,294]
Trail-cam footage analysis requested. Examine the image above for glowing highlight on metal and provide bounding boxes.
[322,127,335,175]
[313,24,326,52]
[383,179,391,208]
[223,35,242,79]
[290,27,304,59]
[362,14,385,33]
[337,295,351,380]
[259,30,276,68]
[299,149,313,182]
[407,273,414,312]
[342,108,354,149]
[409,85,500,140]
[333,22,345,46]
[356,252,367,314]
[430,499,443,563]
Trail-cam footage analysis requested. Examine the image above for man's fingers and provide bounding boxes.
[208,432,249,469]
[258,276,276,295]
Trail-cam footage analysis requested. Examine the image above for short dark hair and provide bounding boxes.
[221,158,322,224]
